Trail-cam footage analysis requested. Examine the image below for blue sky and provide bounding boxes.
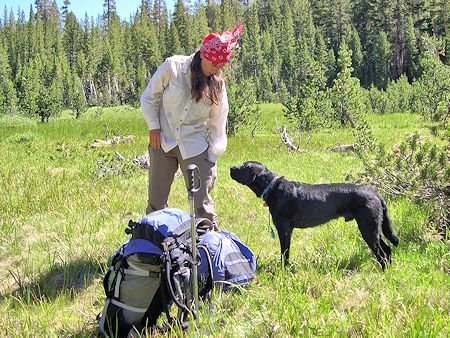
[0,0,176,20]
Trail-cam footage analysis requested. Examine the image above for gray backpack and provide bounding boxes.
[98,208,214,337]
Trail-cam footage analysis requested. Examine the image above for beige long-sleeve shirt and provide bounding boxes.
[140,54,229,163]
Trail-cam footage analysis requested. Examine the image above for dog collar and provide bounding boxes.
[260,176,281,201]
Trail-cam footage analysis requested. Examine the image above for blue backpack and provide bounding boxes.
[98,208,256,337]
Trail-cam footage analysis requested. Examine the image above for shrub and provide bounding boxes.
[5,132,39,143]
[226,79,261,135]
[412,52,450,120]
[367,85,388,114]
[385,75,414,114]
[353,126,450,237]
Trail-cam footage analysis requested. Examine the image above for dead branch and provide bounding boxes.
[280,125,301,153]
[132,153,150,170]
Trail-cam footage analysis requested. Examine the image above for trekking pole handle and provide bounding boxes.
[187,164,201,195]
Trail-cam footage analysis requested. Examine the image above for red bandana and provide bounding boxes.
[200,23,243,68]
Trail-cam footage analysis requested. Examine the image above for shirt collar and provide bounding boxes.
[181,54,195,74]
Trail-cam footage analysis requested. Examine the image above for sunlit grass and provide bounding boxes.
[0,106,448,337]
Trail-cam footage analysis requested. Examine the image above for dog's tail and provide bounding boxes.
[377,192,399,246]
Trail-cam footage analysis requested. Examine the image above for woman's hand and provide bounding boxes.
[149,129,161,149]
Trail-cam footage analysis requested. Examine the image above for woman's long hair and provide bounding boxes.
[190,51,223,106]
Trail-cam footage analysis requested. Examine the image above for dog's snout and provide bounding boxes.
[230,166,241,180]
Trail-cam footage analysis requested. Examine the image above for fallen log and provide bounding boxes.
[91,135,135,148]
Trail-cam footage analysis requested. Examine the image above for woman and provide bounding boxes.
[141,23,243,229]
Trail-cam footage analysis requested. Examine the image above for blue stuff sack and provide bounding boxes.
[199,230,256,291]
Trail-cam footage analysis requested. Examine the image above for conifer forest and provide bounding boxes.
[0,0,449,122]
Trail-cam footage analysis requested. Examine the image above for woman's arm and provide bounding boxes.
[140,58,172,131]
[206,86,229,163]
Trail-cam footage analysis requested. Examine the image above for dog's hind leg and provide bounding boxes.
[355,216,389,270]
[379,238,392,264]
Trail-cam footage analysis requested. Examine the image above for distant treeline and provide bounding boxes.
[0,0,449,121]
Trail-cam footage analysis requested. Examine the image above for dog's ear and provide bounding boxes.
[245,170,259,185]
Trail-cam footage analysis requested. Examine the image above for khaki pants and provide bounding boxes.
[146,146,219,228]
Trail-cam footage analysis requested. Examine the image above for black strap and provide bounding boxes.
[160,277,173,324]
[126,220,166,248]
[103,254,125,297]
[103,302,129,337]
[127,218,212,248]
[198,244,214,298]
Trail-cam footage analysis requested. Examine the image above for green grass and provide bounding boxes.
[0,106,449,337]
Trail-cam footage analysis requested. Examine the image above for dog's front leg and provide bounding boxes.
[274,221,293,267]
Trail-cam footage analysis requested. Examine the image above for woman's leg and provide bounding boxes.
[179,149,219,230]
[146,146,179,214]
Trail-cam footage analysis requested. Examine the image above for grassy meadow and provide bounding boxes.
[0,104,449,337]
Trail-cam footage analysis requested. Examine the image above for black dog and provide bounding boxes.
[230,161,399,269]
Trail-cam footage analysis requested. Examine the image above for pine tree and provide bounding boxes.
[404,15,418,81]
[141,0,153,17]
[136,6,161,73]
[191,0,209,51]
[413,51,450,119]
[354,131,450,236]
[206,0,220,31]
[372,31,392,88]
[314,29,328,73]
[103,0,117,28]
[351,0,388,86]
[16,56,42,119]
[62,0,70,20]
[167,21,183,56]
[153,0,169,58]
[85,17,101,105]
[325,47,337,86]
[279,2,296,95]
[34,0,52,20]
[240,2,267,99]
[387,0,407,80]
[331,42,364,127]
[172,0,192,54]
[0,35,17,114]
[318,0,351,52]
[429,0,450,64]
[267,26,282,97]
[346,26,364,80]
[218,0,239,32]
[63,11,83,70]
[3,8,16,76]
[69,71,86,117]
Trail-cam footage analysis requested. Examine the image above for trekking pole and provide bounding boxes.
[187,164,201,319]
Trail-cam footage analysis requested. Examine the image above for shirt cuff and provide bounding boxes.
[148,120,160,130]
[207,152,218,164]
